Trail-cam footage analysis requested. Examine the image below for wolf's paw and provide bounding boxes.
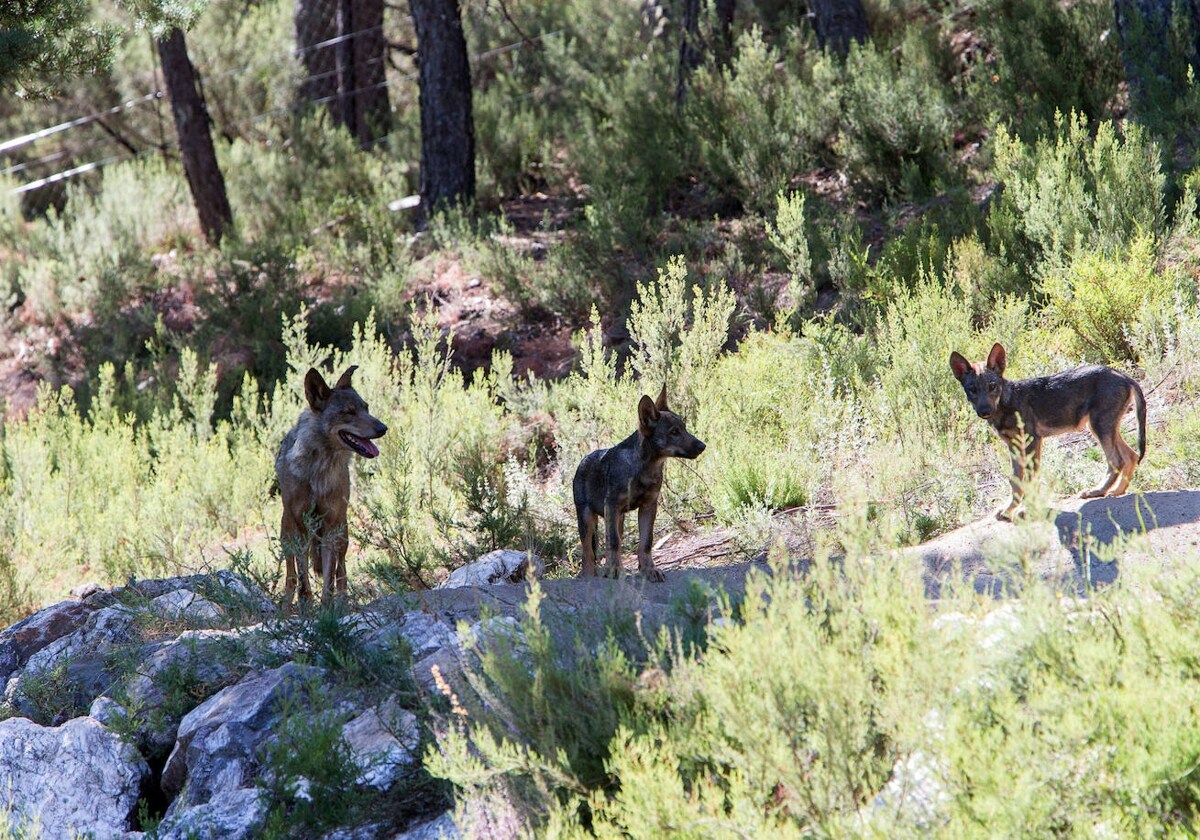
[1080,488,1106,499]
[995,508,1015,523]
[641,566,665,583]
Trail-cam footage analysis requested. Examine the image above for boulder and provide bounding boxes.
[150,589,223,624]
[0,716,148,839]
[152,787,268,840]
[120,630,245,753]
[162,662,325,811]
[392,813,458,840]
[439,550,543,589]
[16,604,139,679]
[0,599,99,685]
[342,695,422,789]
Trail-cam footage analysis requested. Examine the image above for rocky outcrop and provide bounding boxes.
[152,787,268,840]
[162,661,325,810]
[0,559,770,839]
[0,716,148,838]
[438,549,543,588]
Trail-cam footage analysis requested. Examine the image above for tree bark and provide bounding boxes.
[410,0,475,213]
[156,27,232,246]
[715,0,736,66]
[294,0,337,113]
[296,0,390,148]
[352,0,391,147]
[809,0,870,57]
[1113,0,1200,110]
[676,0,704,106]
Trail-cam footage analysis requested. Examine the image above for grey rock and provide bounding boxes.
[392,813,458,840]
[394,613,458,661]
[0,716,148,839]
[17,604,138,680]
[323,824,386,840]
[162,662,325,809]
[123,630,244,754]
[342,695,421,789]
[870,750,950,828]
[90,694,129,729]
[153,787,267,840]
[439,550,543,589]
[0,599,97,684]
[70,581,105,600]
[150,589,223,624]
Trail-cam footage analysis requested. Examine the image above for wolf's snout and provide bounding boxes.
[373,421,388,438]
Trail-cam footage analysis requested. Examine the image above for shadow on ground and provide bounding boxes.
[911,490,1200,597]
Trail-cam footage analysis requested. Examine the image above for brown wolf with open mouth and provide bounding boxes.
[276,365,387,605]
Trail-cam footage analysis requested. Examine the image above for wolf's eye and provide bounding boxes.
[670,427,680,437]
[988,383,998,393]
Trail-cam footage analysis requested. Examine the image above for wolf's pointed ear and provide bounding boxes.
[949,351,971,381]
[655,384,668,411]
[305,368,331,411]
[986,342,1006,375]
[638,394,659,436]
[334,365,359,390]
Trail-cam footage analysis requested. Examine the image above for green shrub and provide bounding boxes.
[766,190,815,325]
[2,156,194,323]
[991,113,1166,273]
[425,581,640,827]
[1041,236,1186,362]
[969,0,1122,135]
[259,692,363,836]
[837,28,957,199]
[687,28,840,211]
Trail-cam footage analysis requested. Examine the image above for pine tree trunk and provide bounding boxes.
[1113,0,1200,108]
[809,0,869,57]
[296,0,390,147]
[156,27,232,246]
[410,0,475,213]
[676,0,704,106]
[715,0,736,65]
[352,0,391,147]
[294,0,337,113]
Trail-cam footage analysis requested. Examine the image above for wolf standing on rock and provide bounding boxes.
[950,342,1146,522]
[276,365,387,606]
[573,387,706,582]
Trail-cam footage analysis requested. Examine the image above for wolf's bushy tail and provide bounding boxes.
[1133,381,1147,462]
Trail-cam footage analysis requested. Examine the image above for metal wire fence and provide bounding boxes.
[1,0,406,211]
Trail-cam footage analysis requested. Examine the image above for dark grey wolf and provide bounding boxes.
[950,342,1146,521]
[276,365,387,605]
[573,387,706,582]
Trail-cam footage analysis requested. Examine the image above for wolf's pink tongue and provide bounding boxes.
[361,438,379,458]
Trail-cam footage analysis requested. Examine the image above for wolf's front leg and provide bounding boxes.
[577,507,599,577]
[636,502,664,582]
[603,502,624,579]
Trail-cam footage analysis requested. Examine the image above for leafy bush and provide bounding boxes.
[837,29,957,199]
[430,538,1200,837]
[766,190,815,326]
[969,0,1122,135]
[1041,235,1186,362]
[425,581,640,829]
[990,113,1166,273]
[687,28,840,211]
[1,156,194,323]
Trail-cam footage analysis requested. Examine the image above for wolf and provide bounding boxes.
[573,387,706,582]
[950,342,1146,521]
[276,365,387,605]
